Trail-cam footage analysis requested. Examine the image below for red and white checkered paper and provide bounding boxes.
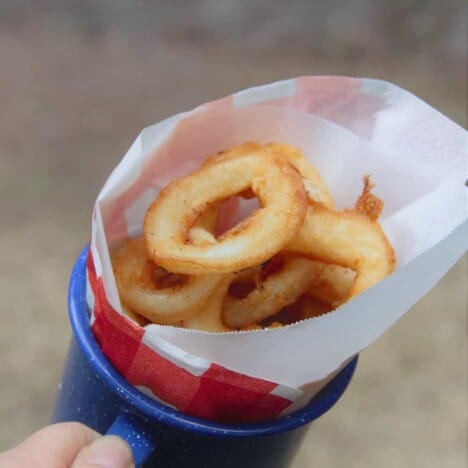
[88,76,467,422]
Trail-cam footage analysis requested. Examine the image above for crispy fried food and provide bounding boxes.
[182,276,233,333]
[285,202,396,302]
[187,203,218,246]
[267,321,283,328]
[256,265,352,325]
[144,144,307,274]
[298,296,333,319]
[112,141,396,332]
[113,237,223,324]
[222,256,324,328]
[263,143,335,208]
[121,302,150,326]
[348,175,383,221]
[240,323,262,331]
[307,264,356,307]
[208,142,334,208]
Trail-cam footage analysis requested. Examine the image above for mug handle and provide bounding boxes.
[105,410,156,467]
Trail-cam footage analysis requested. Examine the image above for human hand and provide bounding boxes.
[0,422,134,468]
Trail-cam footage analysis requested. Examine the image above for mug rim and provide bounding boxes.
[69,246,357,438]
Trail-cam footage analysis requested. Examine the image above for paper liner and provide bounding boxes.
[87,76,467,422]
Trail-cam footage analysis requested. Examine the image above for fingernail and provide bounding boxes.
[79,435,133,468]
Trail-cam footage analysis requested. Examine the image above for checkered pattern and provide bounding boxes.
[87,250,293,422]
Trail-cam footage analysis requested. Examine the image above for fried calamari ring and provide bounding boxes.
[285,203,396,301]
[144,147,307,274]
[257,264,354,325]
[298,177,382,307]
[121,302,150,326]
[207,142,334,208]
[263,143,335,208]
[113,237,223,324]
[187,203,218,246]
[306,264,356,307]
[182,276,233,333]
[297,295,333,320]
[222,256,324,328]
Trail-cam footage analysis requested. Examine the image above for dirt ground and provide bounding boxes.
[0,3,466,467]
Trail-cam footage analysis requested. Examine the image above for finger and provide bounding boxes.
[71,435,133,468]
[0,422,99,468]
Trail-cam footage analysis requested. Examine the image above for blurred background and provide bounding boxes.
[0,1,466,466]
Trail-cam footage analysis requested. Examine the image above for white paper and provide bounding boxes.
[92,77,467,394]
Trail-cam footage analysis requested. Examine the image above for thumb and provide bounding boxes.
[71,435,134,468]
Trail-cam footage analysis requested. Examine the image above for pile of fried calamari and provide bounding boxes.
[112,142,396,332]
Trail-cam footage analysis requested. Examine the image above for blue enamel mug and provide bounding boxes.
[53,247,358,467]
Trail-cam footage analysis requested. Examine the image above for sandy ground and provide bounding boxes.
[0,6,466,467]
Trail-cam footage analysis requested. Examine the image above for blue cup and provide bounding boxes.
[53,247,358,467]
